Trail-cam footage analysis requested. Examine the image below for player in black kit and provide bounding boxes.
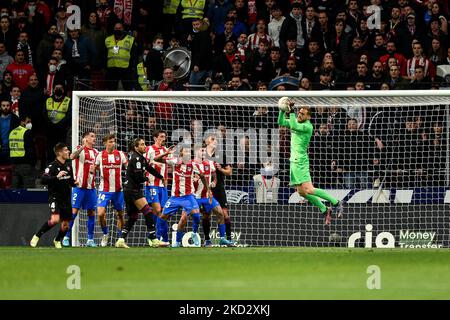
[30,143,77,248]
[115,138,168,248]
[204,134,236,246]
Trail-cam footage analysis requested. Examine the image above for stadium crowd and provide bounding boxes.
[0,0,449,192]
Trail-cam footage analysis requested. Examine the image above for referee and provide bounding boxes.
[30,143,77,248]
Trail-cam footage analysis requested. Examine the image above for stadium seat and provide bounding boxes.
[0,165,13,189]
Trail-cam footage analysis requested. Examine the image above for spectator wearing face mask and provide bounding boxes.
[0,8,9,19]
[41,56,66,97]
[144,34,165,83]
[22,1,47,49]
[50,48,72,90]
[24,1,52,27]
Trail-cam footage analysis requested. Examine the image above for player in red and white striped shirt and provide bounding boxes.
[144,130,170,243]
[155,146,211,247]
[170,156,199,198]
[93,134,128,247]
[63,131,99,247]
[193,144,233,246]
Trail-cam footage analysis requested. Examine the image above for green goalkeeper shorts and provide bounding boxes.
[290,161,311,186]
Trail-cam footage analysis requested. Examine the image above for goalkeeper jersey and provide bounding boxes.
[277,111,313,164]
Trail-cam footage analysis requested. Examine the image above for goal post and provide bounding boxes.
[71,90,450,248]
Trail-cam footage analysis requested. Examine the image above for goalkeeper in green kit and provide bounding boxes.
[278,99,343,225]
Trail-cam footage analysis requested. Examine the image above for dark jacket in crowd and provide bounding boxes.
[20,85,46,134]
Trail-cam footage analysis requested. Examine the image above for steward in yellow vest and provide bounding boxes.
[9,115,36,188]
[163,0,180,15]
[105,33,134,69]
[180,0,206,20]
[136,61,150,91]
[44,84,71,163]
[46,95,71,125]
[105,22,137,90]
[9,123,28,159]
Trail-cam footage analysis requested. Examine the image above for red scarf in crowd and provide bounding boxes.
[114,0,133,26]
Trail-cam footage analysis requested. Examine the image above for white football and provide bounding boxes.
[278,97,292,112]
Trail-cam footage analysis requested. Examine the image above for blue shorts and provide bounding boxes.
[71,187,97,211]
[97,191,124,211]
[162,195,199,216]
[196,197,220,214]
[145,186,168,207]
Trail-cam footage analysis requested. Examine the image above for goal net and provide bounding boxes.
[72,90,450,248]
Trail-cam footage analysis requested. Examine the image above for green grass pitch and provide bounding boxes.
[1,247,449,300]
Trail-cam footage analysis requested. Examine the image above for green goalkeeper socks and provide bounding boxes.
[313,189,339,206]
[303,194,327,213]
